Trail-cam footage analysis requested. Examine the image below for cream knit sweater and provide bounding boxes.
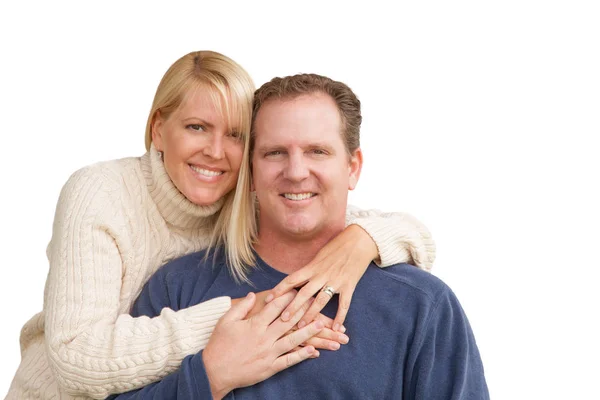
[6,147,435,400]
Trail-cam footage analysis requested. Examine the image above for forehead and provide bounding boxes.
[254,93,343,146]
[176,85,240,130]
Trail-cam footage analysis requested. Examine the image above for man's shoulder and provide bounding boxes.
[145,249,229,311]
[155,249,226,282]
[363,262,450,304]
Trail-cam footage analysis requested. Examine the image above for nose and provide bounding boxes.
[283,153,310,182]
[202,133,225,160]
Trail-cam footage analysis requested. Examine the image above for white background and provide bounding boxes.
[1,1,599,398]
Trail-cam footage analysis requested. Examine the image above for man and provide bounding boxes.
[113,74,489,399]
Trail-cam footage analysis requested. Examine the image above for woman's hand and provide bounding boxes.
[238,290,350,351]
[300,312,349,350]
[282,302,350,351]
[266,224,378,332]
[202,291,324,400]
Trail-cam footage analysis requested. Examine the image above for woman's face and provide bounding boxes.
[152,87,244,206]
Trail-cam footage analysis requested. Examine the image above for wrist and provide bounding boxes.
[349,224,378,260]
[202,351,230,400]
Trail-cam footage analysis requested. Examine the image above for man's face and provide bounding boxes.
[252,93,362,240]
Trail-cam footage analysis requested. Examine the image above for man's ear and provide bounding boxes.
[348,147,363,190]
[151,111,164,151]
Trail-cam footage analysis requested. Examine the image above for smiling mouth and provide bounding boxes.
[189,164,224,177]
[280,193,317,201]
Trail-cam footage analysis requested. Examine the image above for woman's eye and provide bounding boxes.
[266,150,282,157]
[227,131,241,140]
[187,124,205,131]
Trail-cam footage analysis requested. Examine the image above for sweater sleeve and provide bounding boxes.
[405,287,490,399]
[345,205,436,271]
[108,352,213,400]
[107,264,215,400]
[43,166,231,399]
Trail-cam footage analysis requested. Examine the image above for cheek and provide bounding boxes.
[163,131,189,159]
[228,144,245,172]
[319,164,347,189]
[252,163,277,191]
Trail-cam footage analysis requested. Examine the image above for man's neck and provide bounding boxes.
[255,227,344,275]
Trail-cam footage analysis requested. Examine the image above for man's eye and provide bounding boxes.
[187,124,205,131]
[265,150,282,157]
[311,149,327,155]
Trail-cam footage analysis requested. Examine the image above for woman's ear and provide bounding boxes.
[151,111,164,151]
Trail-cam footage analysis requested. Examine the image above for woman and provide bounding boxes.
[6,51,435,399]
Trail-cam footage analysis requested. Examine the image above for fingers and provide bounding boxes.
[268,270,310,302]
[271,345,319,374]
[223,292,256,322]
[315,327,349,344]
[252,291,296,327]
[269,297,312,338]
[280,279,324,322]
[303,328,349,351]
[293,346,320,358]
[297,287,335,328]
[274,320,324,355]
[304,337,340,351]
[311,313,333,329]
[332,288,354,332]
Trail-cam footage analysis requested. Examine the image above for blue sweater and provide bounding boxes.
[111,250,489,399]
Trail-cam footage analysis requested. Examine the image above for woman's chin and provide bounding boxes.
[182,185,235,207]
[185,191,223,207]
[190,197,219,207]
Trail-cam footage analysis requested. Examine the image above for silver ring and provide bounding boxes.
[321,286,335,297]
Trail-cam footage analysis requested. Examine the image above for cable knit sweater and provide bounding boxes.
[6,146,435,400]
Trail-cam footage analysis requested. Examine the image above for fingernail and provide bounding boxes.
[247,292,255,299]
[314,320,324,329]
[333,323,340,332]
[265,294,274,303]
[298,320,306,329]
[341,325,347,333]
[339,334,349,344]
[281,311,290,321]
[314,350,320,357]
[330,342,341,350]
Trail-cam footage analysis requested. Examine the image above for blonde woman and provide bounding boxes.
[6,51,435,399]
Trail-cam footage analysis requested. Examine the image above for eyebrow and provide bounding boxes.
[255,144,286,154]
[182,117,215,129]
[306,142,336,152]
[255,142,336,153]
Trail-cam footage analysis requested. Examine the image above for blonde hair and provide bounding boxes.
[145,51,257,282]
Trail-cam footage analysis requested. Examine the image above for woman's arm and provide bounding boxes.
[345,204,436,270]
[112,292,323,400]
[267,205,436,331]
[43,167,231,399]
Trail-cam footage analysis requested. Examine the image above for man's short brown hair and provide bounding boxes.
[251,73,362,155]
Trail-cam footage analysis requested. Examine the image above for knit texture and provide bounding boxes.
[6,147,436,399]
[345,205,436,271]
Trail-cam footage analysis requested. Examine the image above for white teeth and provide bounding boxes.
[283,193,314,201]
[190,165,224,177]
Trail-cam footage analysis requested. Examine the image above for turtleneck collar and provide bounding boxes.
[140,144,225,230]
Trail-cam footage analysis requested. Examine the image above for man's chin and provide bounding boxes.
[280,217,319,237]
[284,225,316,236]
